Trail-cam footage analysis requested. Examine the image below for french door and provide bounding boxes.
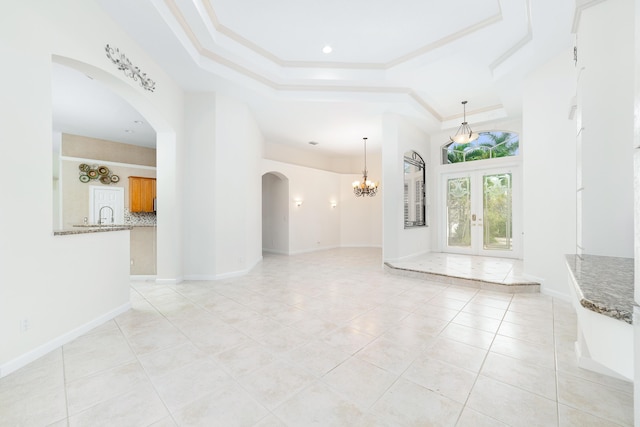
[443,168,520,258]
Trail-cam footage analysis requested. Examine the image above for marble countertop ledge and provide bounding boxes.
[565,254,634,324]
[54,226,132,236]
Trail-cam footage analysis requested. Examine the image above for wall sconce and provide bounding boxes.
[295,199,303,207]
[330,201,337,208]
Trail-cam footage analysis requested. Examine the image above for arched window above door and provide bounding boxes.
[442,131,519,164]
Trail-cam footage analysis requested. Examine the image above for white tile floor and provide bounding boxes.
[0,248,633,426]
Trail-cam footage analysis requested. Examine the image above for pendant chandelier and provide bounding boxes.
[352,137,378,197]
[450,101,479,144]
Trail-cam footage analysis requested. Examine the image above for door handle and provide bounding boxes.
[472,214,476,221]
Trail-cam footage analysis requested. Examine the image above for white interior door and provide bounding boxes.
[89,186,124,225]
[443,167,520,258]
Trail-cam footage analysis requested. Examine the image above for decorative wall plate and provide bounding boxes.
[78,164,119,185]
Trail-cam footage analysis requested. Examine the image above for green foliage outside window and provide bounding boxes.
[444,132,519,164]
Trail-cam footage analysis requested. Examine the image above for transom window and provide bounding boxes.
[442,131,519,164]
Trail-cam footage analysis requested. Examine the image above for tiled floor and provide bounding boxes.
[0,248,633,426]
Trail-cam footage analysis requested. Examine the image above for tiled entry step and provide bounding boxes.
[385,253,539,293]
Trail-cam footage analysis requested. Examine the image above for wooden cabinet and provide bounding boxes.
[129,176,156,213]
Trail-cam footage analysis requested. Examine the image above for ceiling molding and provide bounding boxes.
[386,11,503,68]
[489,0,532,73]
[409,93,443,122]
[178,0,504,70]
[572,0,608,33]
[160,0,527,125]
[164,0,445,119]
[442,104,505,122]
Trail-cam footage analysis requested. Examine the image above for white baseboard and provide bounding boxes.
[262,249,288,255]
[289,245,339,255]
[384,249,431,264]
[184,256,263,281]
[155,276,183,285]
[182,274,217,281]
[0,302,131,378]
[541,286,571,302]
[130,275,156,281]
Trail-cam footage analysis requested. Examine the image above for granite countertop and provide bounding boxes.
[565,254,634,324]
[72,224,156,228]
[54,225,133,236]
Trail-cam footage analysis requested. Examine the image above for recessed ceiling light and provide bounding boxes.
[134,120,144,125]
[322,45,332,54]
[124,129,134,134]
[308,141,319,145]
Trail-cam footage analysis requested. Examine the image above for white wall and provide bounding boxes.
[52,131,62,229]
[340,170,383,248]
[182,93,265,279]
[261,151,383,253]
[262,160,342,254]
[578,0,635,258]
[522,50,577,298]
[0,0,184,374]
[183,93,217,277]
[214,94,264,277]
[382,114,431,262]
[634,0,640,419]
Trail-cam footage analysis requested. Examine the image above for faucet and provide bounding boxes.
[98,206,114,225]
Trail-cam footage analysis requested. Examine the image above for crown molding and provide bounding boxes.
[160,0,520,123]
[572,0,608,33]
[196,0,503,70]
[489,0,532,73]
[440,104,506,130]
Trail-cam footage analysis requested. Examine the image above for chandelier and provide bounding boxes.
[450,101,479,144]
[352,137,379,197]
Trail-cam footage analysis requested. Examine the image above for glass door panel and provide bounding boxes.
[482,173,512,251]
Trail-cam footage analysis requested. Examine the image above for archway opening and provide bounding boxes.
[262,172,289,255]
[51,56,177,280]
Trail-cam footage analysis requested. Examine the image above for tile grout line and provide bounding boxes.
[453,292,512,426]
[116,288,180,426]
[61,346,70,427]
[552,298,561,426]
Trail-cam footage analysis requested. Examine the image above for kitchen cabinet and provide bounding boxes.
[129,176,156,212]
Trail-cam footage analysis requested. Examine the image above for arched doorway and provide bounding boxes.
[262,172,289,255]
[51,55,180,281]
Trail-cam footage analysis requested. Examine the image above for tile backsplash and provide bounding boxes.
[124,209,157,226]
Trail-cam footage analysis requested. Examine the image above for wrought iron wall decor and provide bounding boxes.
[105,44,156,92]
[78,163,120,185]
